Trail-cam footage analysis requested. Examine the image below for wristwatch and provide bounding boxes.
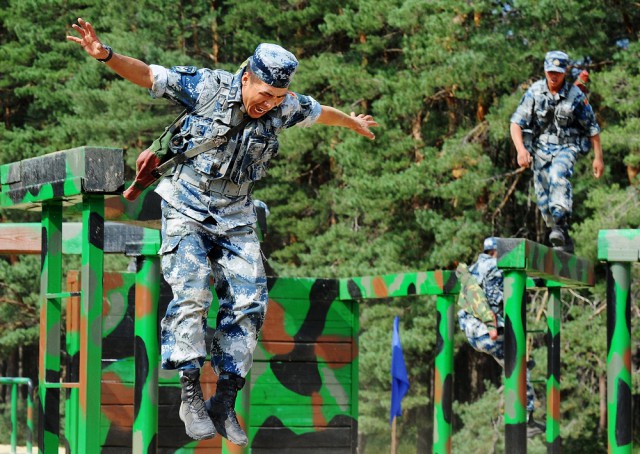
[97,45,113,63]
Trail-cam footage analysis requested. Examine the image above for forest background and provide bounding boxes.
[0,0,639,452]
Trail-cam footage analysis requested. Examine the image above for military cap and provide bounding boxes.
[544,50,569,73]
[483,237,498,252]
[249,43,298,88]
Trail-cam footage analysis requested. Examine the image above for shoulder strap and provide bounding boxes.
[151,115,251,178]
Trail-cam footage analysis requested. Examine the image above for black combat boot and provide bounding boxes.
[179,369,216,440]
[549,219,574,254]
[548,226,565,248]
[206,373,248,447]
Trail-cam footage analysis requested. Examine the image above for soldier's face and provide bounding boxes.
[545,71,566,93]
[241,72,288,118]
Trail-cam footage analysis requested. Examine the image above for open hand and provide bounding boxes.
[350,112,378,140]
[66,18,108,60]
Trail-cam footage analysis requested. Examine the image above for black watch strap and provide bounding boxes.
[97,45,113,63]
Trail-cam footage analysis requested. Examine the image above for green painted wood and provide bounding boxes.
[39,201,63,454]
[77,195,105,454]
[339,270,458,300]
[497,238,595,287]
[0,147,123,209]
[597,229,640,262]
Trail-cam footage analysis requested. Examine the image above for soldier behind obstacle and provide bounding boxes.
[456,237,545,437]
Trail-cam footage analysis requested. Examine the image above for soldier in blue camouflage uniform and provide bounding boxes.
[510,51,604,253]
[457,237,544,436]
[68,18,378,445]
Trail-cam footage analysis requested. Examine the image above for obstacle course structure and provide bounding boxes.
[0,147,633,453]
[598,229,640,454]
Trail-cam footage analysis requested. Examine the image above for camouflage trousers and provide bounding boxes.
[532,148,577,227]
[458,310,536,412]
[159,202,268,378]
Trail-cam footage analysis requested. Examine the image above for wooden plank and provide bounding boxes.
[597,229,640,262]
[251,383,350,406]
[101,412,222,448]
[249,405,353,427]
[103,449,222,454]
[252,450,351,454]
[0,147,124,209]
[260,320,352,341]
[250,426,353,448]
[256,341,353,362]
[497,238,595,287]
[251,361,353,385]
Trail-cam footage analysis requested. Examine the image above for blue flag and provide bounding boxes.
[390,316,410,425]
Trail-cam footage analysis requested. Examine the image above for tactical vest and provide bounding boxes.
[530,83,591,154]
[168,69,280,185]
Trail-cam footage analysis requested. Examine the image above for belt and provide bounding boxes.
[174,165,253,197]
[538,134,569,145]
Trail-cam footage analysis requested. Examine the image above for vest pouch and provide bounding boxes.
[554,104,573,127]
[228,137,267,184]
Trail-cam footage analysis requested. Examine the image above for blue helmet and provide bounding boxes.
[544,50,569,74]
[249,43,298,88]
[483,237,498,252]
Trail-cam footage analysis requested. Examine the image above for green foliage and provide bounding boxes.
[1,0,639,451]
[0,256,40,356]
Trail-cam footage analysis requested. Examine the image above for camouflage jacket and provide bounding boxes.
[149,64,322,230]
[510,79,600,158]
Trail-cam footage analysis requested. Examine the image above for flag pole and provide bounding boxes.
[391,416,397,454]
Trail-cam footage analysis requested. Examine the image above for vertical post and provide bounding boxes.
[133,255,160,454]
[65,273,81,454]
[433,294,454,454]
[606,262,632,454]
[546,287,562,452]
[503,270,528,454]
[0,378,34,454]
[77,195,104,454]
[26,379,34,454]
[351,298,360,452]
[11,383,18,453]
[39,200,63,454]
[391,417,397,454]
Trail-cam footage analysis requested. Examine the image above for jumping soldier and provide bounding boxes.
[67,18,378,446]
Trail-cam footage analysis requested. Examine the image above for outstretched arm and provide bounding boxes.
[66,18,153,89]
[316,106,378,140]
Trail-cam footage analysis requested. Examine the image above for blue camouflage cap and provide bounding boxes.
[249,43,298,88]
[544,50,569,73]
[483,237,498,252]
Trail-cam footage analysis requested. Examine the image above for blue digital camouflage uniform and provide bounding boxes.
[149,61,321,377]
[458,252,536,412]
[510,74,600,227]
